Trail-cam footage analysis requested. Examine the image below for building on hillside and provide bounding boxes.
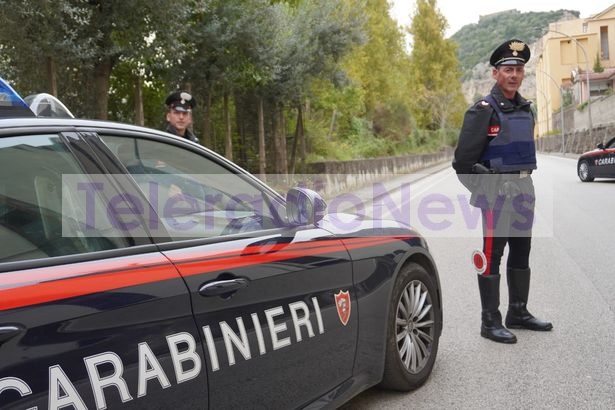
[535,4,615,137]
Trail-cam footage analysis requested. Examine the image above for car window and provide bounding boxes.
[606,137,615,149]
[99,135,283,240]
[0,134,136,263]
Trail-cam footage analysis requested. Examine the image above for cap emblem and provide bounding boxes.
[509,41,525,57]
[179,92,192,105]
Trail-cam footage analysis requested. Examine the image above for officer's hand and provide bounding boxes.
[499,180,521,199]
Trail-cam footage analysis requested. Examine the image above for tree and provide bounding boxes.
[593,52,604,73]
[274,0,365,172]
[408,0,465,132]
[0,0,452,166]
[0,1,71,95]
[342,0,413,139]
[0,0,189,119]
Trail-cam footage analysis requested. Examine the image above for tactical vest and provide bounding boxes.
[479,95,537,172]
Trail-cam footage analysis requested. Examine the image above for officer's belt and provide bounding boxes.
[498,170,532,178]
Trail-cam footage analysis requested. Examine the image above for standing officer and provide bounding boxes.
[453,39,552,344]
[164,90,199,143]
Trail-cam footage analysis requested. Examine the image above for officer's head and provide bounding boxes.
[490,39,530,99]
[165,90,195,136]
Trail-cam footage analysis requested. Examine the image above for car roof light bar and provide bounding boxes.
[24,93,75,118]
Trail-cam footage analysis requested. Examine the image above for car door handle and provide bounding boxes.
[199,278,249,297]
[0,325,24,345]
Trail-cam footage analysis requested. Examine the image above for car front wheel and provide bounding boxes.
[379,262,441,391]
[578,160,594,182]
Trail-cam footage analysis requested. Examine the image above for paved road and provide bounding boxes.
[342,154,615,409]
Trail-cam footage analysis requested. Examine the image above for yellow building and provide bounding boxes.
[536,4,615,136]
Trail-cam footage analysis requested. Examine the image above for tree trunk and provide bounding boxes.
[134,75,144,126]
[276,105,288,175]
[45,56,57,97]
[92,57,114,120]
[235,92,246,168]
[290,104,304,174]
[290,118,298,175]
[327,108,337,141]
[297,104,305,171]
[272,107,278,173]
[258,97,266,177]
[224,91,233,161]
[202,92,212,148]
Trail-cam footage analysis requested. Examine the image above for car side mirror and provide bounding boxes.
[286,188,327,226]
[597,143,605,150]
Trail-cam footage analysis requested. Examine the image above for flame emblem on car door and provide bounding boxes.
[334,290,351,326]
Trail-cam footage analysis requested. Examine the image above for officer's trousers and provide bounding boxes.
[481,207,533,276]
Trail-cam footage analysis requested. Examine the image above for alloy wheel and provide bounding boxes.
[395,280,435,374]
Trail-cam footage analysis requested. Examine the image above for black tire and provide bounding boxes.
[578,160,594,182]
[379,262,441,391]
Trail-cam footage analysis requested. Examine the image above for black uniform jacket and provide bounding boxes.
[165,123,200,144]
[452,85,535,211]
[452,85,532,174]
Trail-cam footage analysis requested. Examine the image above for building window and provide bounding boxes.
[600,26,609,59]
[582,22,588,33]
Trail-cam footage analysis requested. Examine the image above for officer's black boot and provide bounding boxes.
[505,267,553,331]
[478,274,517,343]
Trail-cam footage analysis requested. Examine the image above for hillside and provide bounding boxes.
[450,9,580,102]
[451,9,579,76]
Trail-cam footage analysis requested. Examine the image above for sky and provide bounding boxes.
[390,0,615,38]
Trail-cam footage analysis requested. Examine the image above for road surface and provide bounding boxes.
[342,154,615,409]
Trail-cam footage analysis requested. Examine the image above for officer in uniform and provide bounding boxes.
[164,90,199,143]
[453,39,553,344]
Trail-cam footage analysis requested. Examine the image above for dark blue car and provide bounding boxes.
[0,79,442,409]
[577,136,615,182]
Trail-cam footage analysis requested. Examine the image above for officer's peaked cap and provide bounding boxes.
[165,90,196,112]
[490,39,530,67]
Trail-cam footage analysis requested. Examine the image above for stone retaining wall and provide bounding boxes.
[537,124,615,154]
[303,148,453,197]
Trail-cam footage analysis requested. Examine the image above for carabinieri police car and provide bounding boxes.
[577,136,615,182]
[0,78,442,409]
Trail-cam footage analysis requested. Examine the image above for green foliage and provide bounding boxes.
[342,0,411,122]
[543,128,562,136]
[577,100,588,111]
[562,89,574,107]
[593,52,604,73]
[0,0,466,170]
[0,0,190,118]
[408,0,466,131]
[108,61,169,126]
[451,9,580,78]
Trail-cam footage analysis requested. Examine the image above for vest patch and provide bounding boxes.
[487,125,500,137]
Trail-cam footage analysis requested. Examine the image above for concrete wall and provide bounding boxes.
[544,93,615,154]
[552,93,615,133]
[573,93,615,131]
[303,148,453,197]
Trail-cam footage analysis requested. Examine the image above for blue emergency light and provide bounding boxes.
[0,77,35,117]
